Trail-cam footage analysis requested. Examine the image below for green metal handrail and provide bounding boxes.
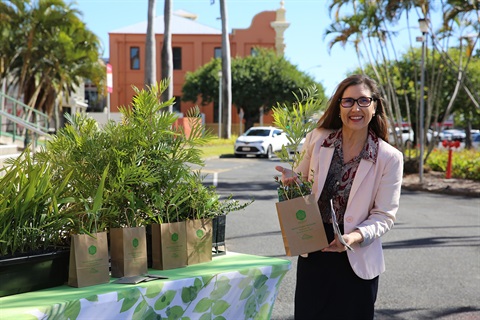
[0,91,50,146]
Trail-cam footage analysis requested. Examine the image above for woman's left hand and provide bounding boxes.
[321,232,361,253]
[321,234,350,253]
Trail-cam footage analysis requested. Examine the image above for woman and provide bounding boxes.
[276,74,403,319]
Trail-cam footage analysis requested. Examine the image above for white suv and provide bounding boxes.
[234,126,289,159]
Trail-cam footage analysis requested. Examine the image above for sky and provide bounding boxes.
[74,0,430,96]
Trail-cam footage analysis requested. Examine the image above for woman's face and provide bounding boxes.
[339,83,376,135]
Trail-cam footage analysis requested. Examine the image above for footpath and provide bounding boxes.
[402,171,480,198]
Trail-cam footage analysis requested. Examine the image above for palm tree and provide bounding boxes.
[1,0,104,121]
[211,0,232,138]
[161,0,173,111]
[325,0,479,155]
[145,0,156,87]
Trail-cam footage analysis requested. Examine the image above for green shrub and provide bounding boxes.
[426,149,480,181]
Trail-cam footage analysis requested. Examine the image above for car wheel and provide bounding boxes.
[266,145,273,159]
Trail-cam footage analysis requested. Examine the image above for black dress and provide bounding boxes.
[294,223,379,320]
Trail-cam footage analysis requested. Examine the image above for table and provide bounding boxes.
[0,252,291,319]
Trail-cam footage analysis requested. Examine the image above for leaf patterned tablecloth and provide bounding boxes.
[0,252,291,320]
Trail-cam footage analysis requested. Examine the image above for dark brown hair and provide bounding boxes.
[318,74,389,141]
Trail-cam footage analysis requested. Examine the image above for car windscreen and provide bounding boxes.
[245,129,270,137]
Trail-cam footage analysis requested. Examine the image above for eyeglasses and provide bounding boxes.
[339,97,376,108]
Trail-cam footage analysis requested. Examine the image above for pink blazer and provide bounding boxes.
[296,128,403,280]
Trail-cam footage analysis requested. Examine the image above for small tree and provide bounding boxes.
[182,48,326,132]
[272,87,324,200]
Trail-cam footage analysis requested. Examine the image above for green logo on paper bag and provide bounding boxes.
[88,245,97,255]
[132,238,139,248]
[296,210,306,221]
[302,234,313,239]
[196,229,204,238]
[171,233,179,242]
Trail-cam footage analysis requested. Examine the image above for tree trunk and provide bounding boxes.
[145,0,156,87]
[244,117,256,132]
[161,0,173,111]
[220,0,231,139]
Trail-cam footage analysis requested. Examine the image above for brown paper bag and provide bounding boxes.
[110,227,148,278]
[151,222,188,270]
[186,219,212,265]
[275,194,328,256]
[68,232,110,288]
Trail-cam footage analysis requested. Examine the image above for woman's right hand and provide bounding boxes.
[275,166,299,186]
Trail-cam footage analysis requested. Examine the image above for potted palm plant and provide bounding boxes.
[271,87,328,256]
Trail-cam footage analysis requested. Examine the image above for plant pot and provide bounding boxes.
[212,215,227,256]
[0,249,70,297]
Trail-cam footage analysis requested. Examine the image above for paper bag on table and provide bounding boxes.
[186,219,212,265]
[68,232,110,288]
[275,194,328,256]
[110,227,148,277]
[151,221,188,270]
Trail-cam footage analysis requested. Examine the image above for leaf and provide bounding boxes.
[193,297,213,313]
[199,313,213,320]
[154,290,177,310]
[181,285,199,303]
[146,283,164,298]
[120,288,141,312]
[238,277,252,289]
[92,165,109,214]
[211,300,230,315]
[85,295,99,302]
[210,278,231,300]
[166,305,185,320]
[133,300,148,319]
[194,277,203,288]
[253,275,268,289]
[253,303,271,320]
[142,305,162,320]
[201,275,214,286]
[63,300,81,320]
[240,286,254,300]
[244,295,257,319]
[255,285,269,305]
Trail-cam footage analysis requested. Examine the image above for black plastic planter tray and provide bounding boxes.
[0,249,70,297]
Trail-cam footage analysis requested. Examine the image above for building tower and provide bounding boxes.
[270,1,290,56]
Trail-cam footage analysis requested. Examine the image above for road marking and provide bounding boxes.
[213,172,218,186]
[201,164,247,174]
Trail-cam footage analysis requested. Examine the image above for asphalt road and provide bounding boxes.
[201,156,480,320]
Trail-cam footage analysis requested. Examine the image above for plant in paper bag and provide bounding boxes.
[272,86,324,200]
[69,165,109,235]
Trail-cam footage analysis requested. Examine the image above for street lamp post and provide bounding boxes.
[218,70,222,138]
[418,18,428,184]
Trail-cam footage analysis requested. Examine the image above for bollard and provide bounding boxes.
[442,140,460,179]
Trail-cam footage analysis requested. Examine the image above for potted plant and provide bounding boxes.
[171,173,253,263]
[0,149,74,296]
[66,167,111,288]
[271,87,329,256]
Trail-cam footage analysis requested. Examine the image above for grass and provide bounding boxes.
[199,136,236,159]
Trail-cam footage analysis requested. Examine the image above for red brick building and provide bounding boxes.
[108,2,289,134]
